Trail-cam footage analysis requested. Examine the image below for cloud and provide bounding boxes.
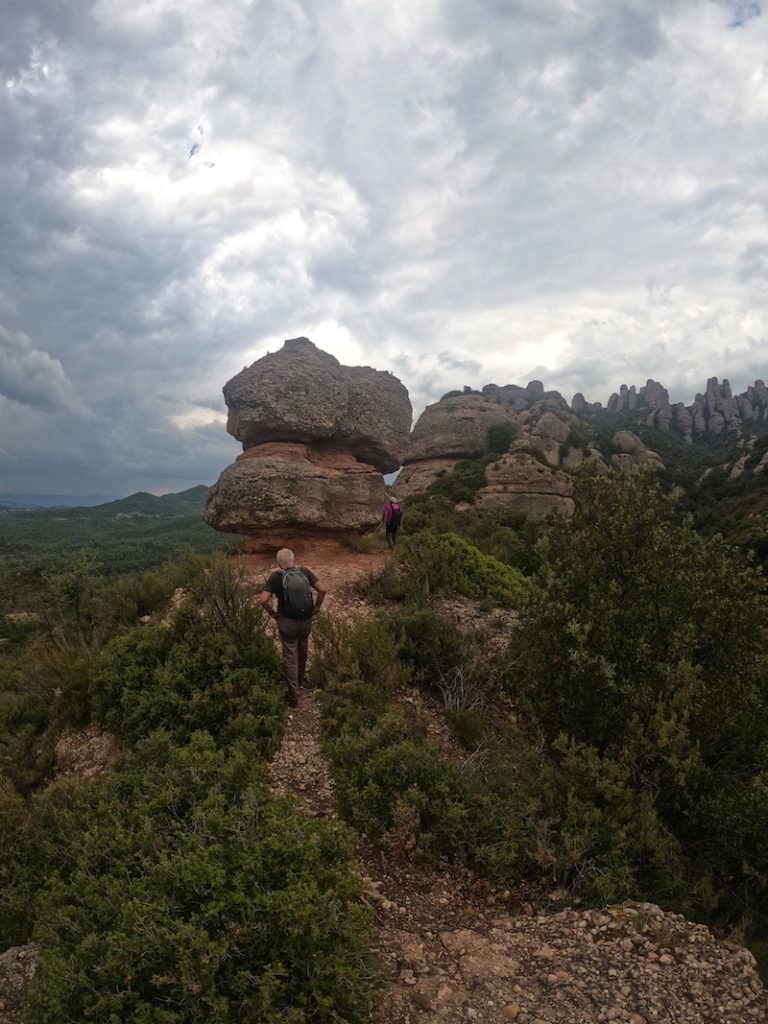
[0,0,766,492]
[0,326,85,414]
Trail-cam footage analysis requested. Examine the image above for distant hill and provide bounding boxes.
[0,493,120,509]
[94,485,210,517]
[0,485,209,516]
[0,485,228,609]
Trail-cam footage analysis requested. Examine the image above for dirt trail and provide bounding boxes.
[255,548,768,1024]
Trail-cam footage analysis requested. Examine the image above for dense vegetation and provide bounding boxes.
[0,487,234,611]
[3,464,768,1019]
[585,412,768,574]
[317,469,768,973]
[0,556,377,1023]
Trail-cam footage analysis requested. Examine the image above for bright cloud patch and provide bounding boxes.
[0,327,84,414]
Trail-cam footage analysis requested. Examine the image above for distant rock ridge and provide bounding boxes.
[205,338,411,540]
[397,373,768,519]
[603,377,768,441]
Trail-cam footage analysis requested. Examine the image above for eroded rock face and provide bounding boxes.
[395,458,462,498]
[476,453,575,523]
[205,442,386,535]
[206,339,411,538]
[605,377,768,440]
[610,430,665,472]
[397,393,516,496]
[223,337,411,473]
[407,393,516,462]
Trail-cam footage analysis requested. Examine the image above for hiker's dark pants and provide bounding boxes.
[276,615,313,702]
[386,524,399,549]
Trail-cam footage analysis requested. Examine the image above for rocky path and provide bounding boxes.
[260,549,768,1024]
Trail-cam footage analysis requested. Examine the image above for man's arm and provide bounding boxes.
[312,581,327,613]
[258,590,277,619]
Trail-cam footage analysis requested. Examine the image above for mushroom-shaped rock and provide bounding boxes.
[205,338,411,541]
[223,337,411,473]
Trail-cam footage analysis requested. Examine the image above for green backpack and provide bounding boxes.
[281,568,314,619]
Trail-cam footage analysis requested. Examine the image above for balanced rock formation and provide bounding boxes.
[396,392,516,497]
[475,452,575,523]
[205,338,411,540]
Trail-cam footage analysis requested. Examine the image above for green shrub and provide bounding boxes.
[486,422,517,455]
[91,627,283,752]
[427,458,489,503]
[384,606,465,682]
[12,733,377,1023]
[0,691,53,794]
[396,531,526,607]
[0,777,31,946]
[511,468,768,951]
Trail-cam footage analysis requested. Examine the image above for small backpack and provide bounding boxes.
[281,568,314,619]
[389,503,403,528]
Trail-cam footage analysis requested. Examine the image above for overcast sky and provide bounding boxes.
[1,0,767,495]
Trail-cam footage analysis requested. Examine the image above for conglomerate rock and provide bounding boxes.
[206,339,411,539]
[610,430,665,472]
[223,337,411,474]
[397,392,516,497]
[475,452,575,523]
[406,393,517,462]
[205,442,386,536]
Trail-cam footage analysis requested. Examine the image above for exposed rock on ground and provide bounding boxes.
[0,945,39,1024]
[206,338,411,538]
[54,724,119,778]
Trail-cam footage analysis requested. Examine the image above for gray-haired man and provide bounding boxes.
[258,548,327,706]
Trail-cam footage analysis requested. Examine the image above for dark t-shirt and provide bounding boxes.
[264,567,318,618]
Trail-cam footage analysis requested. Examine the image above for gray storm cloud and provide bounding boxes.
[0,0,766,493]
[0,326,84,414]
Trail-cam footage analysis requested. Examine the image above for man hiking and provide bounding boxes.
[259,548,327,707]
[382,495,403,549]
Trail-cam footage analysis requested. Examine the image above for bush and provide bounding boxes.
[511,468,768,950]
[316,616,560,887]
[427,458,489,503]
[91,626,283,753]
[10,733,377,1023]
[396,531,527,607]
[0,691,53,794]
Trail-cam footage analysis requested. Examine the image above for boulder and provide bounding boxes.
[610,430,665,471]
[205,442,386,536]
[396,392,517,496]
[406,393,517,462]
[394,458,462,498]
[223,337,411,473]
[475,453,574,523]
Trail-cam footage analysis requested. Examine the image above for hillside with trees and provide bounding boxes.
[1,464,767,1021]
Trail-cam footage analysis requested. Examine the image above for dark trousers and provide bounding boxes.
[386,524,400,549]
[276,615,313,702]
